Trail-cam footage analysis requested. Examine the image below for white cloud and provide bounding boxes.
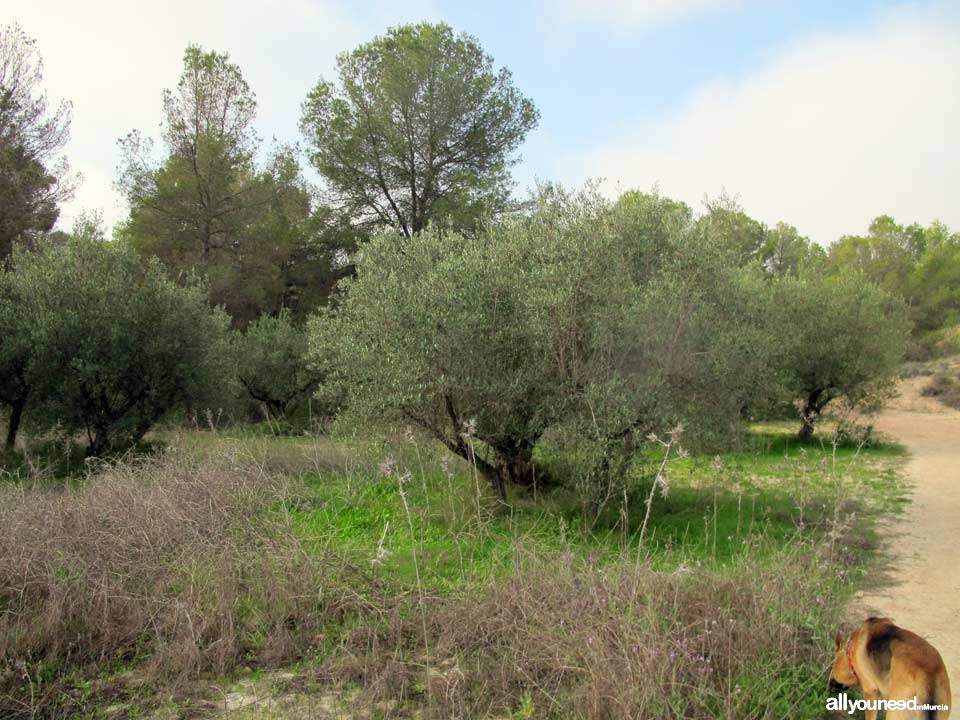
[9,0,438,230]
[580,2,960,244]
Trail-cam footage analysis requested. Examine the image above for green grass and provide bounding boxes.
[281,421,906,592]
[270,422,904,718]
[1,420,907,718]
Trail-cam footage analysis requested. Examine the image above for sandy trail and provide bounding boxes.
[857,369,960,708]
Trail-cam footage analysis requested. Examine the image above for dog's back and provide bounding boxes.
[864,618,951,719]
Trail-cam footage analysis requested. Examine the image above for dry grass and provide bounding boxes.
[321,540,845,719]
[0,450,354,718]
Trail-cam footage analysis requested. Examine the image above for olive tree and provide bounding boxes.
[1,214,101,450]
[772,272,910,439]
[3,231,231,455]
[234,310,320,420]
[310,191,628,497]
[311,187,777,499]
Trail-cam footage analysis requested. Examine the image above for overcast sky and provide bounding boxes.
[9,0,960,245]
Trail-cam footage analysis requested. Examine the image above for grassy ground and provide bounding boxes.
[271,425,906,589]
[185,420,904,718]
[0,420,906,719]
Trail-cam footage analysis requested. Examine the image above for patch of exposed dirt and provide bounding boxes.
[858,372,960,709]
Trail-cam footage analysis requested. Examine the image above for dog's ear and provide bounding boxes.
[834,629,843,651]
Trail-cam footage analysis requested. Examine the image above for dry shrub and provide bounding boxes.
[0,450,350,715]
[921,370,960,410]
[175,428,359,477]
[337,541,843,719]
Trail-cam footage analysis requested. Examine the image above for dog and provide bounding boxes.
[829,617,951,719]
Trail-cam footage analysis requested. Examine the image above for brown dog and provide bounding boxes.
[829,617,951,719]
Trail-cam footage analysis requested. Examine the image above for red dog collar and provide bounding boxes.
[846,637,859,683]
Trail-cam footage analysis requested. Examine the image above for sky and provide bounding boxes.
[9,0,960,245]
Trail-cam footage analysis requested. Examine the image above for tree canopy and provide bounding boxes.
[1,224,230,455]
[0,23,76,260]
[300,22,539,237]
[311,188,782,498]
[771,272,910,439]
[827,215,960,339]
[118,46,348,325]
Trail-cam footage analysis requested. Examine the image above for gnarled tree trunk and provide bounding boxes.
[798,413,817,441]
[798,388,828,441]
[492,439,541,501]
[4,397,26,452]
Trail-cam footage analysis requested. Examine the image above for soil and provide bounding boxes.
[858,367,960,708]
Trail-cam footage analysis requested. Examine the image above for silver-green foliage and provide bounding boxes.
[771,271,910,439]
[234,310,320,419]
[311,188,776,497]
[1,230,231,454]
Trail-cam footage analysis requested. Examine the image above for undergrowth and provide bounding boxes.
[0,421,905,718]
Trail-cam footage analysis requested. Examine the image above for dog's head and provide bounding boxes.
[828,629,859,692]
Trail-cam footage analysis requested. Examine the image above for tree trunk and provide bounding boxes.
[446,442,547,503]
[455,447,506,501]
[436,433,504,499]
[493,443,540,501]
[798,390,823,441]
[4,398,26,452]
[87,428,110,457]
[451,443,538,503]
[490,467,507,503]
[131,412,161,447]
[497,451,537,488]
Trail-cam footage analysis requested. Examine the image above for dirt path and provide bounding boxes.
[857,369,960,707]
